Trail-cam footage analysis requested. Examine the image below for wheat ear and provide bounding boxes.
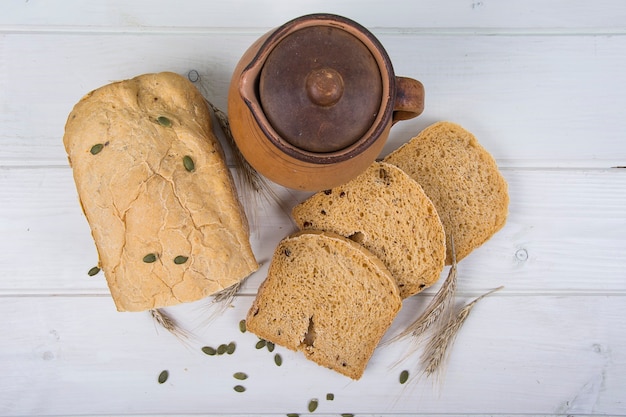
[386,237,458,347]
[150,308,191,341]
[421,285,504,378]
[199,278,251,327]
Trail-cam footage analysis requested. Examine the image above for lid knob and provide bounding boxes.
[258,25,382,154]
[305,68,344,107]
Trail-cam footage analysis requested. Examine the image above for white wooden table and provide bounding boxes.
[2,1,625,416]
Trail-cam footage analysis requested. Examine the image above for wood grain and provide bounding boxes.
[1,34,625,167]
[1,295,624,416]
[2,0,626,31]
[2,1,625,416]
[1,167,624,296]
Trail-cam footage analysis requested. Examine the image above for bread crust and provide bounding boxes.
[63,72,258,312]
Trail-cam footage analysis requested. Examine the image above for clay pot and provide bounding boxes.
[228,13,424,191]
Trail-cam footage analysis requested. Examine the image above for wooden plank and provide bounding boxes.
[2,0,626,31]
[1,33,625,167]
[1,3,624,417]
[1,166,625,296]
[1,294,624,416]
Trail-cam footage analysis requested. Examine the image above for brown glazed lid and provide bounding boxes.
[259,25,383,153]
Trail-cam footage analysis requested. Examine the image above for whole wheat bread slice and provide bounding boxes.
[246,230,402,380]
[292,161,446,298]
[384,121,509,264]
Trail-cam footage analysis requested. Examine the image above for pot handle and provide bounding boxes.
[392,76,425,124]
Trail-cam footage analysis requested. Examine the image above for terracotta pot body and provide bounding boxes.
[228,13,424,191]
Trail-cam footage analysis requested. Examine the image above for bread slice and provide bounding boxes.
[63,72,259,312]
[384,121,509,264]
[246,230,402,380]
[291,161,446,298]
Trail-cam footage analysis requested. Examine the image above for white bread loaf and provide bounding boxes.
[246,230,402,380]
[63,72,259,312]
[292,161,446,298]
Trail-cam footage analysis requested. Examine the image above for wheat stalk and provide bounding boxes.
[421,285,504,378]
[190,70,291,228]
[204,99,288,215]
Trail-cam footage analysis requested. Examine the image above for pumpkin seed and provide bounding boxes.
[255,339,266,349]
[286,414,299,417]
[308,398,318,413]
[239,319,246,333]
[341,414,354,417]
[217,344,228,355]
[201,346,216,356]
[233,372,248,380]
[226,341,236,354]
[87,266,100,276]
[399,369,409,384]
[233,385,246,393]
[157,116,172,127]
[183,155,195,172]
[274,353,282,366]
[173,255,188,265]
[266,341,275,352]
[326,393,334,401]
[157,370,168,384]
[90,143,104,155]
[143,253,157,263]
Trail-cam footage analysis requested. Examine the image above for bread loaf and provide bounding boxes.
[384,121,509,264]
[63,72,259,312]
[246,230,402,380]
[292,161,446,298]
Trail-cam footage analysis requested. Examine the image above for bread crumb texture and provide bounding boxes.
[63,72,258,312]
[246,230,402,380]
[384,121,509,264]
[292,161,446,298]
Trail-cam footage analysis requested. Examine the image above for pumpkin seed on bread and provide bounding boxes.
[63,72,259,312]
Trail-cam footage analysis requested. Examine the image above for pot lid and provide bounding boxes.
[259,25,383,154]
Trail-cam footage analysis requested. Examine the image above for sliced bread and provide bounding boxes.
[384,121,509,264]
[63,72,259,312]
[246,230,402,380]
[291,161,446,298]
